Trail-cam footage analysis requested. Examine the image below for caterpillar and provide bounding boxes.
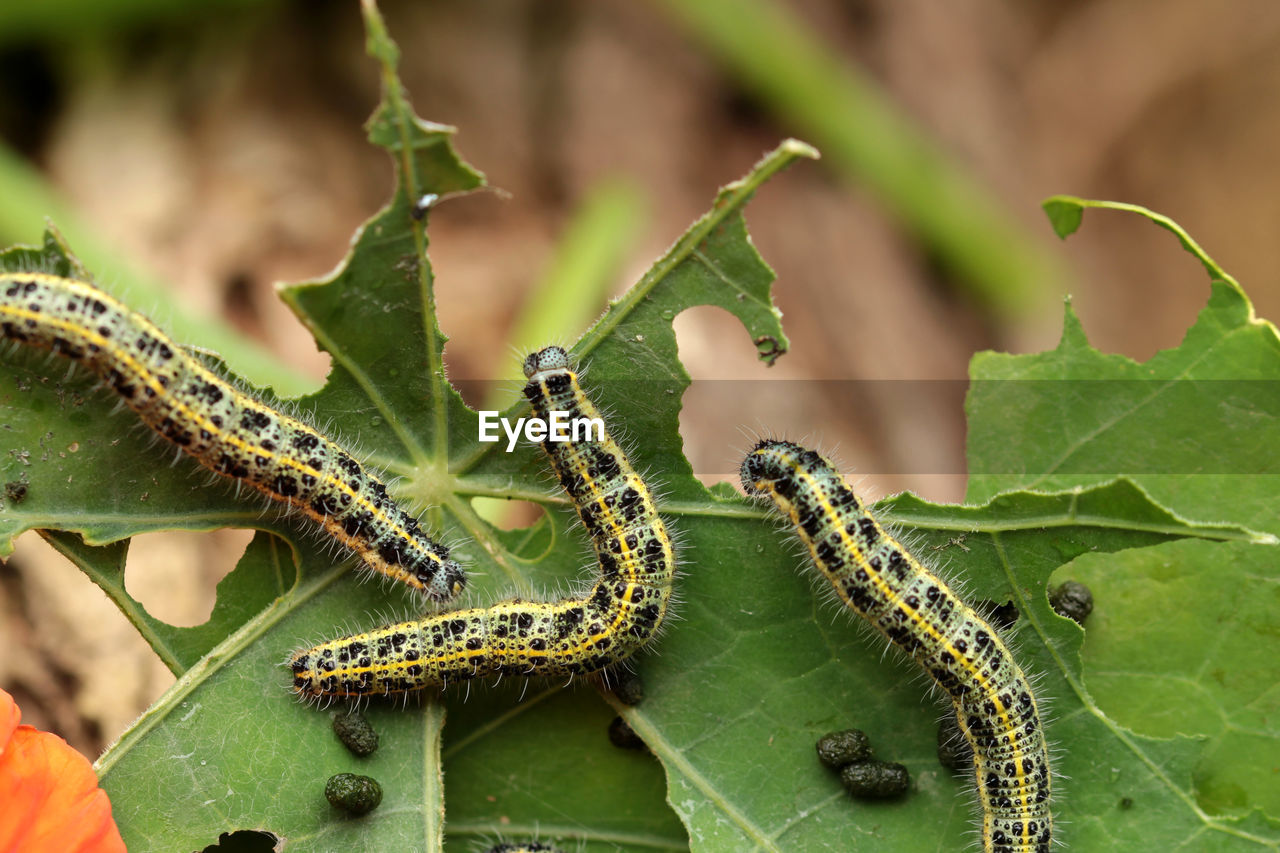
[289,346,674,698]
[740,439,1051,853]
[0,273,464,601]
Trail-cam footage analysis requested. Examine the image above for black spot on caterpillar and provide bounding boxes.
[0,273,464,601]
[289,346,675,698]
[741,439,1052,853]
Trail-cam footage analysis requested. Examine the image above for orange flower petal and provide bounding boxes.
[0,687,18,745]
[0,689,126,853]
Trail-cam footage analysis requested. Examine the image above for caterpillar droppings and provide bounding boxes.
[838,759,910,799]
[323,773,382,815]
[740,439,1052,853]
[289,345,675,698]
[0,273,464,601]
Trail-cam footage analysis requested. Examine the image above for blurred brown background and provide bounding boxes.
[2,0,1278,757]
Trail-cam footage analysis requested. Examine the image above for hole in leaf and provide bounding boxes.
[472,496,545,531]
[674,304,817,488]
[198,829,280,853]
[977,599,1020,632]
[124,528,254,627]
[673,305,968,502]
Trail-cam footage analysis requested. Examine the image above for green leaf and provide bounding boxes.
[1060,540,1280,818]
[1041,196,1084,238]
[632,479,1275,851]
[0,3,809,849]
[1038,196,1240,286]
[968,200,1280,534]
[958,198,1280,849]
[6,9,1277,853]
[40,529,289,674]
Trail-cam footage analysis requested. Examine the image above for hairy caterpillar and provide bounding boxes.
[0,273,464,601]
[740,439,1051,853]
[289,346,674,698]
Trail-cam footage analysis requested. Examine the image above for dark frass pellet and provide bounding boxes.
[608,669,646,706]
[815,729,871,769]
[607,715,647,751]
[332,710,379,756]
[839,760,910,799]
[936,713,973,772]
[1050,580,1093,625]
[324,773,382,815]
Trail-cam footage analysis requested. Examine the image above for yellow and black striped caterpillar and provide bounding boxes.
[289,346,675,698]
[0,273,464,601]
[741,439,1051,853]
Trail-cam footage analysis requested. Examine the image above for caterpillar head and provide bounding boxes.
[522,346,571,379]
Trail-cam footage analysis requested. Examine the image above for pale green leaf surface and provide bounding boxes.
[1057,539,1280,819]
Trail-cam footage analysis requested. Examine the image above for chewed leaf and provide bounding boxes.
[0,3,815,850]
[1041,195,1242,287]
[960,200,1280,849]
[1041,195,1085,239]
[634,476,1275,851]
[5,2,1277,849]
[970,199,1280,531]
